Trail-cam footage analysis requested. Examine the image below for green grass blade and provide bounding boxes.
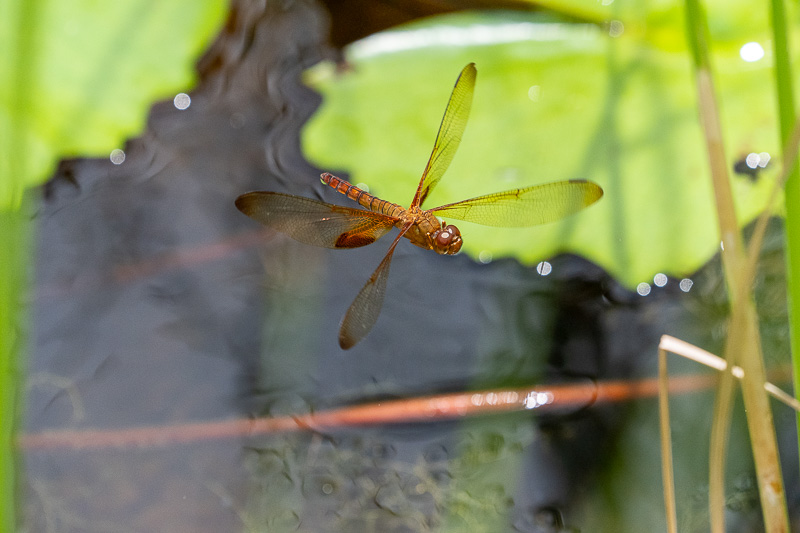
[769,0,800,474]
[684,0,789,531]
[0,209,29,533]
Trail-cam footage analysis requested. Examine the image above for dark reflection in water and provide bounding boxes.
[22,1,798,532]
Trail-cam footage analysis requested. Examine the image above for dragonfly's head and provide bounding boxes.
[432,224,462,255]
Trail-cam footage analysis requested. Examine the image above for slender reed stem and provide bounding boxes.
[658,344,678,533]
[684,0,789,531]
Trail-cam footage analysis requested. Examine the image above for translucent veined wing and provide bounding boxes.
[412,63,476,208]
[235,191,398,248]
[430,180,603,227]
[338,222,413,349]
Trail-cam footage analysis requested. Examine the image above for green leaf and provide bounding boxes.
[0,0,227,208]
[0,1,227,529]
[302,11,786,287]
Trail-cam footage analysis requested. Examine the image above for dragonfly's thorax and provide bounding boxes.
[399,207,463,255]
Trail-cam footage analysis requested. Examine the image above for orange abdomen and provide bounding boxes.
[321,173,404,218]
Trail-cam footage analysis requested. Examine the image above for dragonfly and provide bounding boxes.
[236,63,603,349]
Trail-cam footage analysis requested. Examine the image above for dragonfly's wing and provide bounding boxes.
[412,63,476,208]
[236,191,398,248]
[338,222,413,350]
[431,180,603,227]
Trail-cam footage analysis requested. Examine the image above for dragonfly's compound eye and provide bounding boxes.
[434,225,462,254]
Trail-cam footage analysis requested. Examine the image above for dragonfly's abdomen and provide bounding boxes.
[321,173,404,218]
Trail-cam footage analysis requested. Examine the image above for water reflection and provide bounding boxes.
[23,3,793,532]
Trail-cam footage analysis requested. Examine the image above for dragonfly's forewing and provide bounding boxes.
[412,63,476,208]
[339,223,413,349]
[236,192,398,248]
[431,180,603,227]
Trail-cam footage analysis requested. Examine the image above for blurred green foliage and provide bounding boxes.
[303,9,798,287]
[0,1,227,530]
[0,0,227,207]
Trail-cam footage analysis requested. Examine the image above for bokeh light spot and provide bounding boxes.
[110,149,126,165]
[174,93,191,110]
[740,42,765,62]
